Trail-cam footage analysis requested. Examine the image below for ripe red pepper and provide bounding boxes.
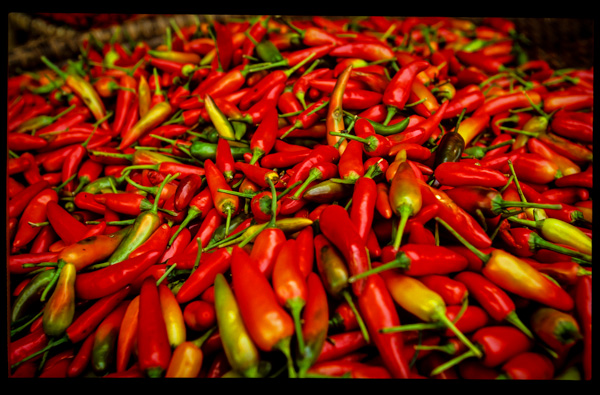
[573,274,592,380]
[437,218,575,312]
[175,247,232,304]
[453,271,532,338]
[296,272,329,377]
[272,239,308,353]
[319,204,370,297]
[230,246,296,376]
[12,188,59,253]
[382,60,430,123]
[357,274,412,378]
[74,250,161,300]
[431,326,534,376]
[137,277,171,377]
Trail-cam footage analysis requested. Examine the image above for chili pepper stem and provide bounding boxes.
[528,232,592,263]
[342,290,370,344]
[273,337,297,378]
[291,168,322,199]
[288,298,306,353]
[504,311,534,338]
[434,217,490,264]
[168,207,201,246]
[430,347,481,377]
[348,253,410,283]
[40,260,65,302]
[392,204,411,250]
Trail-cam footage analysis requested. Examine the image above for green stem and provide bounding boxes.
[342,290,370,344]
[434,217,490,264]
[348,253,411,283]
[392,205,411,250]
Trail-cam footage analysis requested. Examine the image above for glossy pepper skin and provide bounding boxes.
[357,274,412,379]
[137,277,171,378]
[42,262,77,337]
[213,273,264,378]
[319,204,370,296]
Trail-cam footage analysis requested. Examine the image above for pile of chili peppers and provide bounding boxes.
[7,15,592,380]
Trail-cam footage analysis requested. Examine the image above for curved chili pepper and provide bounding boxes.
[74,250,161,300]
[107,173,177,264]
[175,247,232,304]
[437,217,575,312]
[12,188,59,253]
[382,60,430,124]
[8,180,50,219]
[45,201,89,245]
[114,295,139,373]
[11,269,56,324]
[66,329,96,377]
[357,273,412,379]
[380,272,482,357]
[118,101,172,149]
[90,300,129,375]
[326,65,353,148]
[230,246,296,376]
[453,270,532,338]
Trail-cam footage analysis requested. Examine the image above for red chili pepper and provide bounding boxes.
[112,74,137,135]
[382,60,430,123]
[357,273,412,378]
[66,329,96,377]
[175,247,232,304]
[272,239,309,353]
[453,271,532,338]
[230,246,296,375]
[74,250,161,300]
[45,200,89,245]
[419,181,492,249]
[554,164,592,189]
[135,277,171,378]
[474,90,542,117]
[248,107,278,164]
[573,274,592,380]
[348,176,378,244]
[12,188,59,253]
[319,204,370,297]
[438,218,575,312]
[293,271,328,376]
[542,91,593,113]
[431,326,534,376]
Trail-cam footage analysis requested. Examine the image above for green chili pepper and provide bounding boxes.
[107,173,179,264]
[214,273,269,378]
